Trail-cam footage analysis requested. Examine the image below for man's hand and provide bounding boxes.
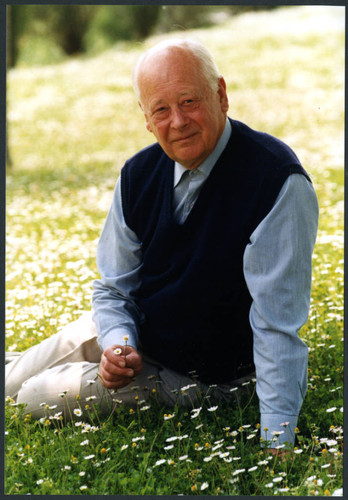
[98,345,143,389]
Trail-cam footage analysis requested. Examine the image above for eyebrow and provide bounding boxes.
[148,89,201,112]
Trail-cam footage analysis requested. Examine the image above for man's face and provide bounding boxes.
[138,48,229,170]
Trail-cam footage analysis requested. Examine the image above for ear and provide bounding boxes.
[138,101,153,133]
[217,77,229,113]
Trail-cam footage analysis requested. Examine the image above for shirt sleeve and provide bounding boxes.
[243,173,319,448]
[92,175,144,352]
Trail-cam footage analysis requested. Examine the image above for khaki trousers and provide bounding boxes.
[5,312,254,419]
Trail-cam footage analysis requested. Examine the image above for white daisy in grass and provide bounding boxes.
[191,408,202,419]
[233,469,245,476]
[180,383,197,392]
[85,395,97,401]
[163,413,175,420]
[207,406,218,412]
[326,407,337,413]
[212,443,224,451]
[140,405,151,411]
[155,459,166,466]
[166,436,178,442]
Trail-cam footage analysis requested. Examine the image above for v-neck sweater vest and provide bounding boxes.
[120,119,310,384]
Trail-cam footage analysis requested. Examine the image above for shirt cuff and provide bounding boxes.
[260,414,298,449]
[97,329,138,353]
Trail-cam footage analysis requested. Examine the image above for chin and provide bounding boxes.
[174,149,206,169]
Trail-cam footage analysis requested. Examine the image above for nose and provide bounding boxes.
[170,105,190,129]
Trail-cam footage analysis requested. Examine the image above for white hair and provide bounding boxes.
[132,38,222,102]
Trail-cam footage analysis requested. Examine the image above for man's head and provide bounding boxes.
[133,38,229,170]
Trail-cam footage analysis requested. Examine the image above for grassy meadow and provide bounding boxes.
[5,6,344,496]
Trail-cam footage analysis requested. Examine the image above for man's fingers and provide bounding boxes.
[98,345,143,390]
[98,372,132,390]
[100,353,134,378]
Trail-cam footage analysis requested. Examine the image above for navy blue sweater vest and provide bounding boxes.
[121,119,310,384]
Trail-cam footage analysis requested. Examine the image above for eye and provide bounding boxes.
[182,98,199,108]
[153,106,169,116]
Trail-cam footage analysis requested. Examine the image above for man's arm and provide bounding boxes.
[92,175,144,356]
[243,173,319,449]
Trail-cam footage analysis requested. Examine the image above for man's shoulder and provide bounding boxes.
[230,119,301,166]
[124,142,169,171]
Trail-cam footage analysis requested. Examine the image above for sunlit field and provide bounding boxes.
[5,6,344,496]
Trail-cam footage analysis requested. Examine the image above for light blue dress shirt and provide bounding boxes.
[92,119,319,446]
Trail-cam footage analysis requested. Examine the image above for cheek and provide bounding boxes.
[152,122,169,140]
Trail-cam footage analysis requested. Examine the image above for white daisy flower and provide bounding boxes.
[163,413,175,420]
[85,395,97,401]
[233,469,245,476]
[207,406,218,412]
[155,459,166,466]
[326,407,337,413]
[248,466,258,472]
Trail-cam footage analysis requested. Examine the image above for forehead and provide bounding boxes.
[138,48,207,103]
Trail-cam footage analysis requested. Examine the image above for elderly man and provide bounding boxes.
[6,38,318,451]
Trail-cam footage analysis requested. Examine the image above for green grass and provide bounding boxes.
[5,5,344,496]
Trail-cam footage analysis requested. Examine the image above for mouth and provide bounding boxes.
[172,133,198,144]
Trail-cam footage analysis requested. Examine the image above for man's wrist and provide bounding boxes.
[98,329,138,353]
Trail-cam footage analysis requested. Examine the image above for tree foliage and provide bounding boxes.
[7,5,278,67]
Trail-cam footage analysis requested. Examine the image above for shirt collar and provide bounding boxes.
[173,118,232,187]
